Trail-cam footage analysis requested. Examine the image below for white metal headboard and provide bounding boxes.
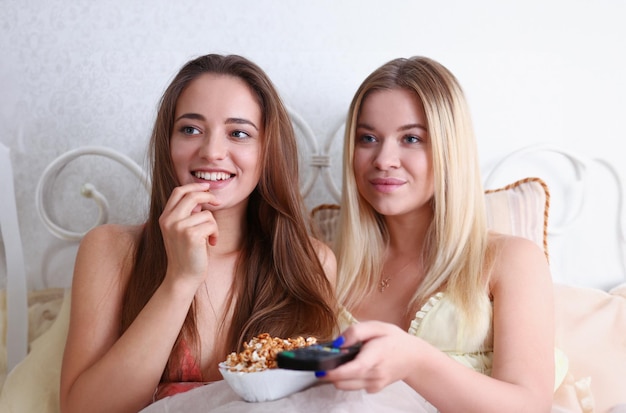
[289,108,342,202]
[484,143,626,279]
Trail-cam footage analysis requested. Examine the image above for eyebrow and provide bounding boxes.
[356,122,427,132]
[175,113,259,131]
[226,117,259,131]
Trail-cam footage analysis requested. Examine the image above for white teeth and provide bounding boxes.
[194,171,232,181]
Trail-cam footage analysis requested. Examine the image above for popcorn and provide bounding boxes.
[223,333,317,372]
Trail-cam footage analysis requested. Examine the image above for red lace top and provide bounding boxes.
[153,341,206,402]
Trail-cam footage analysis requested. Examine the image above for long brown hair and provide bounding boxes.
[121,54,337,380]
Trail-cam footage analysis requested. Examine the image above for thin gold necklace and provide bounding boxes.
[378,258,418,293]
[378,277,391,292]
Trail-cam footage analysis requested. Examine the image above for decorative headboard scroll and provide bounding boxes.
[35,146,150,241]
[289,108,342,203]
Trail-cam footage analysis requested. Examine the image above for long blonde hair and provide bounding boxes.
[336,56,491,327]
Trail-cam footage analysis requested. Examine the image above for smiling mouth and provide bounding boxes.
[193,171,234,181]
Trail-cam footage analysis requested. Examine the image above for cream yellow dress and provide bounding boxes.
[408,292,494,374]
[340,291,567,392]
[340,292,493,375]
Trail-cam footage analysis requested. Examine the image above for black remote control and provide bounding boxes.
[277,342,361,371]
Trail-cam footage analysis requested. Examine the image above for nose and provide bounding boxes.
[372,139,400,170]
[199,133,227,161]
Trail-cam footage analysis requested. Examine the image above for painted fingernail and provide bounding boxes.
[331,336,345,348]
[315,371,326,378]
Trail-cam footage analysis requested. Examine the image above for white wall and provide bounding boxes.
[1,0,625,291]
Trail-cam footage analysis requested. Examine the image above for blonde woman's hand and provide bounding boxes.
[159,183,220,288]
[319,321,421,393]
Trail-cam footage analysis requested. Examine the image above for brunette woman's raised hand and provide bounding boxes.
[159,182,220,288]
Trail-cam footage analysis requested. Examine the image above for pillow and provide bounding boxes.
[552,283,626,413]
[1,287,65,386]
[311,177,550,257]
[0,290,70,413]
[484,177,549,258]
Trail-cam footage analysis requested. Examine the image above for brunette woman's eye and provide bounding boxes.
[180,126,200,135]
[231,130,251,139]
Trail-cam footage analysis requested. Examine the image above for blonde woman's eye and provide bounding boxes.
[358,134,377,144]
[404,135,421,144]
[181,126,200,135]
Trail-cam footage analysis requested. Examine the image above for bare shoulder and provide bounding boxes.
[487,232,551,292]
[309,236,337,286]
[78,224,142,264]
[73,223,143,291]
[80,223,142,246]
[67,224,144,344]
[488,232,546,259]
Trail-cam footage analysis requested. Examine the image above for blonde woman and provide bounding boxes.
[321,56,555,412]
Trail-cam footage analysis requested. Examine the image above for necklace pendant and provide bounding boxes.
[378,277,391,293]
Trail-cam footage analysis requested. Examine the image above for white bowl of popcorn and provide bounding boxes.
[218,333,319,402]
[218,362,317,402]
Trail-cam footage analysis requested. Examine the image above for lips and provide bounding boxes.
[369,177,406,185]
[369,177,406,193]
